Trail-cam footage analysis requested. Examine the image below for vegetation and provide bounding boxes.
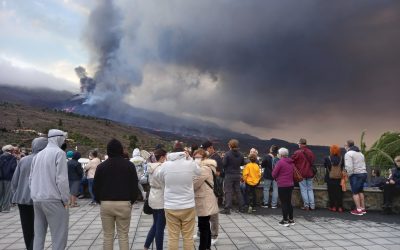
[364,131,400,168]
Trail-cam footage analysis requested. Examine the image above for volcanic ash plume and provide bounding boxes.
[74,66,96,94]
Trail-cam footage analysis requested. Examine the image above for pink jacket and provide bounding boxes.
[272,157,294,187]
[292,147,315,179]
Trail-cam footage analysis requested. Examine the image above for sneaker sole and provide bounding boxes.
[350,212,363,216]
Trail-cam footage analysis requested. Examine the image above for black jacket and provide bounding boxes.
[67,159,83,181]
[324,155,344,183]
[0,153,17,181]
[209,152,223,173]
[223,150,244,175]
[261,155,273,180]
[93,156,139,204]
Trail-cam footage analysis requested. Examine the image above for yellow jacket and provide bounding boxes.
[243,162,261,186]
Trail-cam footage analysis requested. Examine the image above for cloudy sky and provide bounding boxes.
[1,0,399,146]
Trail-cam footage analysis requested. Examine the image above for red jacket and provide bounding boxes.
[292,147,315,179]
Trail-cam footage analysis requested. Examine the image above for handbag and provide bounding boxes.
[143,187,153,215]
[328,156,342,179]
[293,167,303,183]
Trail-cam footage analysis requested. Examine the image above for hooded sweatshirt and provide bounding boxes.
[148,162,164,209]
[93,139,139,204]
[345,146,367,176]
[155,152,202,210]
[11,137,48,205]
[243,162,261,186]
[223,149,245,175]
[30,129,70,204]
[272,157,295,188]
[131,148,147,178]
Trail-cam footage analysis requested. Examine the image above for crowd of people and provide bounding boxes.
[0,129,400,250]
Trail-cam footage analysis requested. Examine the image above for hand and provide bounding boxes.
[389,179,395,184]
[64,205,69,209]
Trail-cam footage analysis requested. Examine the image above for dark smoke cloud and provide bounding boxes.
[82,0,400,142]
[74,66,96,94]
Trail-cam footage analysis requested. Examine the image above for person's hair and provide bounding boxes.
[122,151,130,160]
[330,145,341,157]
[346,140,355,147]
[372,168,381,177]
[193,149,207,159]
[250,148,258,156]
[248,153,257,163]
[154,149,167,161]
[173,141,184,152]
[278,148,289,157]
[90,150,98,158]
[394,156,400,164]
[270,145,279,156]
[228,139,239,150]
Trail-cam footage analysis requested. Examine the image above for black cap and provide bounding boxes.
[200,140,213,149]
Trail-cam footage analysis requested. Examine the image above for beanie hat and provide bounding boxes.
[66,151,74,158]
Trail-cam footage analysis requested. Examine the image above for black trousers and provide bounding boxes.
[383,184,399,206]
[278,187,293,221]
[18,204,34,250]
[246,184,257,207]
[198,216,211,250]
[327,180,343,208]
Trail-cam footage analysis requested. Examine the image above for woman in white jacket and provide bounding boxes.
[144,149,167,250]
[84,150,101,205]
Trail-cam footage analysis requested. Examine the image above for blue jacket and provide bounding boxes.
[0,153,17,181]
[223,150,245,175]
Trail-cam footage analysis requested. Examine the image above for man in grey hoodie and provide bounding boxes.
[30,129,70,250]
[12,137,48,250]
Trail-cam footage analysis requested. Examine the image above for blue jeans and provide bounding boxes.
[240,182,248,205]
[263,179,278,206]
[144,209,166,250]
[299,178,315,209]
[88,178,95,202]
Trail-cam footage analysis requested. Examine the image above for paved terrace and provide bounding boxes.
[1,200,400,250]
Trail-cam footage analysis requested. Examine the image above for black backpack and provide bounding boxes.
[205,169,224,198]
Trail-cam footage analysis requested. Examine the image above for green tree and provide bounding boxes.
[16,117,22,128]
[365,131,400,168]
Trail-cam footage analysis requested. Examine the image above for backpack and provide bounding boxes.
[329,156,342,179]
[205,169,224,198]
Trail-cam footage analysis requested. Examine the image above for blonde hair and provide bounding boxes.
[228,139,239,150]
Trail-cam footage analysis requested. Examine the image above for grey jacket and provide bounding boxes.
[29,129,70,204]
[11,137,48,205]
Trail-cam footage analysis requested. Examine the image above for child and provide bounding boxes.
[243,153,261,213]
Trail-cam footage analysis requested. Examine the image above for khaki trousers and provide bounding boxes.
[165,207,196,250]
[210,213,219,239]
[100,201,132,250]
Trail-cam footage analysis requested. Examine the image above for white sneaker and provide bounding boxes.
[193,234,199,241]
[211,238,218,245]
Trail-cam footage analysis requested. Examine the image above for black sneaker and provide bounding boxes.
[279,220,289,227]
[261,203,269,208]
[288,219,295,226]
[220,209,231,215]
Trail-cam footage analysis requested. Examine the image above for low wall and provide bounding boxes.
[252,185,400,213]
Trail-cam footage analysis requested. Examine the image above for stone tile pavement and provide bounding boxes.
[1,200,400,249]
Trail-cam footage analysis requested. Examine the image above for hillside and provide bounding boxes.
[0,102,169,156]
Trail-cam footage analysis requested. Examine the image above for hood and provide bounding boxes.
[167,152,186,161]
[281,157,294,164]
[107,138,123,158]
[230,149,241,158]
[132,148,140,157]
[201,159,217,172]
[47,129,67,147]
[72,152,81,160]
[31,137,48,154]
[349,146,360,152]
[148,162,162,174]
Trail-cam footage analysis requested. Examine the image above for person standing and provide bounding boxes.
[144,149,167,250]
[193,149,219,250]
[344,140,368,216]
[272,148,295,227]
[220,139,245,214]
[85,150,101,205]
[200,140,222,245]
[29,129,70,250]
[93,139,139,250]
[11,137,47,250]
[324,145,345,212]
[261,145,279,208]
[292,138,316,210]
[0,145,17,212]
[154,142,201,250]
[243,153,261,213]
[68,152,83,208]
